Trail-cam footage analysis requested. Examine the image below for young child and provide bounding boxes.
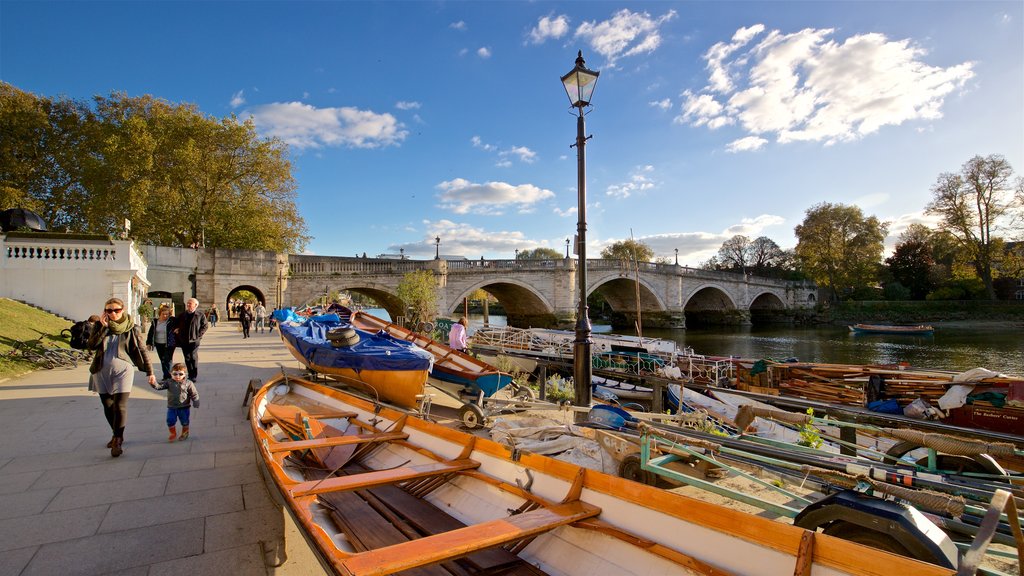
[151,362,200,441]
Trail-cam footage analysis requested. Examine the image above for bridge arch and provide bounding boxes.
[331,283,405,321]
[684,284,739,326]
[748,291,789,324]
[448,278,556,328]
[225,284,267,317]
[588,276,668,328]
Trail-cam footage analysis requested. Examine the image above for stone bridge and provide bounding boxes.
[145,247,816,329]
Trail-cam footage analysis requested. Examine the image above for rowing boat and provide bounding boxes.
[276,313,433,408]
[349,311,513,398]
[849,324,935,336]
[250,373,956,576]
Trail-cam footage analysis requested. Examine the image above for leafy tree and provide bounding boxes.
[794,203,888,301]
[516,247,562,260]
[716,235,751,272]
[748,236,786,274]
[927,155,1018,300]
[0,83,309,251]
[396,270,438,326]
[886,238,935,300]
[600,239,654,262]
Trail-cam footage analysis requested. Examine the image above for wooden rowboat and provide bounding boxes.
[349,311,513,398]
[250,373,956,576]
[277,315,433,409]
[849,324,935,336]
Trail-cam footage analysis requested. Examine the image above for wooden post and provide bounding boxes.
[538,365,547,402]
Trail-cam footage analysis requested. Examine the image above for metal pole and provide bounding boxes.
[573,110,592,416]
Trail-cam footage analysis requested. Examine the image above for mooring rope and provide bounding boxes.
[802,465,966,517]
[883,428,1017,458]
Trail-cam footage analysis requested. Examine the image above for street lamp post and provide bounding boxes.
[561,50,600,415]
[675,248,679,266]
[434,236,441,260]
[565,238,570,258]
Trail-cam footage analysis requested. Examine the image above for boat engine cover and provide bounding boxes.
[794,490,958,568]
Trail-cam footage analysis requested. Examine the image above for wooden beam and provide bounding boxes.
[290,459,480,497]
[267,431,409,453]
[793,530,814,576]
[340,501,601,576]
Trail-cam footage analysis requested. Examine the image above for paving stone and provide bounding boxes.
[204,506,286,552]
[0,504,107,552]
[99,485,243,532]
[0,469,44,495]
[21,518,202,576]
[187,435,252,455]
[47,474,169,511]
[31,459,145,490]
[242,481,276,510]
[0,446,115,475]
[165,462,258,495]
[214,449,254,468]
[149,543,267,576]
[0,487,58,519]
[139,451,216,477]
[0,545,37,576]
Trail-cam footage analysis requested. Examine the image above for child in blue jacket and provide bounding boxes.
[151,362,200,441]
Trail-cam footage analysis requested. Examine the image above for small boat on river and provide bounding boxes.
[275,312,433,409]
[249,373,960,576]
[349,310,514,398]
[849,323,935,336]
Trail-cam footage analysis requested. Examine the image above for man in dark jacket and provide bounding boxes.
[173,297,209,381]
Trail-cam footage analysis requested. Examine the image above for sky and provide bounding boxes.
[1,1,1022,265]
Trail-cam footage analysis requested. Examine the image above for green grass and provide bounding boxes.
[0,298,75,380]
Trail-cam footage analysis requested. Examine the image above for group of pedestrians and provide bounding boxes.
[234,301,267,338]
[87,297,206,458]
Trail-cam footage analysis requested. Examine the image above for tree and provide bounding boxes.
[600,239,654,262]
[517,247,561,260]
[716,235,751,272]
[926,155,1018,300]
[794,203,888,301]
[748,236,786,274]
[0,83,309,251]
[885,238,935,300]
[396,270,438,326]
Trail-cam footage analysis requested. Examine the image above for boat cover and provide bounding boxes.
[278,315,433,372]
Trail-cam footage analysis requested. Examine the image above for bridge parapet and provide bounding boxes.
[288,255,426,276]
[447,258,573,272]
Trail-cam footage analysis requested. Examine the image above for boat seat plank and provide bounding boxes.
[361,481,544,575]
[291,459,481,497]
[268,431,409,453]
[318,491,452,576]
[340,501,601,576]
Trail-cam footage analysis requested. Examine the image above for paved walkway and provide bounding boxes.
[0,324,327,576]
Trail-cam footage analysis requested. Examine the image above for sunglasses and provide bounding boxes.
[171,371,186,377]
[105,308,123,313]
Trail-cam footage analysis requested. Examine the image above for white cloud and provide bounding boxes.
[477,47,492,58]
[649,98,672,110]
[472,137,536,165]
[450,20,467,31]
[436,178,554,215]
[230,90,246,108]
[395,101,421,110]
[574,8,677,67]
[611,214,786,265]
[471,136,496,152]
[677,25,975,151]
[726,136,767,152]
[852,192,890,209]
[502,146,537,164]
[606,165,656,199]
[391,220,538,258]
[553,206,577,217]
[529,14,569,44]
[247,102,408,149]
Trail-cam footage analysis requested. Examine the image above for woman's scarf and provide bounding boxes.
[107,312,135,335]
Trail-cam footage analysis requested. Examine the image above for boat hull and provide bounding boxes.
[850,324,934,336]
[250,374,955,576]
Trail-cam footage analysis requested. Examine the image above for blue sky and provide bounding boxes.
[2,1,1021,265]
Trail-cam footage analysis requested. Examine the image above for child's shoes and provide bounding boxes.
[168,427,177,442]
[179,426,190,441]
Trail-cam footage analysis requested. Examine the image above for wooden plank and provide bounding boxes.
[793,531,814,576]
[291,459,480,497]
[340,501,601,576]
[267,431,408,453]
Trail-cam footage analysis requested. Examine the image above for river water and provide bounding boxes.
[362,309,1023,376]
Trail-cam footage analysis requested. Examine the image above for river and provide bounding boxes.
[361,308,1024,376]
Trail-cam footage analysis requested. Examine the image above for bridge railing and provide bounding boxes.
[447,258,570,272]
[288,256,424,276]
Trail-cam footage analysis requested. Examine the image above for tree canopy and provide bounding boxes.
[795,203,888,300]
[926,154,1019,300]
[0,83,309,251]
[600,239,654,262]
[396,270,438,326]
[516,247,562,260]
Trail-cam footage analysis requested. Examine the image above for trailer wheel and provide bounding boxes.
[619,454,658,486]
[459,403,486,429]
[514,387,535,401]
[824,521,912,557]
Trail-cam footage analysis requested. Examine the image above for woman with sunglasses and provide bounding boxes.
[87,297,157,457]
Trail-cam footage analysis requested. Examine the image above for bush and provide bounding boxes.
[926,277,986,301]
[883,282,911,301]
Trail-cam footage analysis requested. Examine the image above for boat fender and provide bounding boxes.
[327,328,360,348]
[793,490,957,568]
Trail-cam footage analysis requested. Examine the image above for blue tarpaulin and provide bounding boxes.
[278,315,433,372]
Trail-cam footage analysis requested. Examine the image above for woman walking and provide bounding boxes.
[88,297,156,457]
[238,303,253,339]
[146,304,175,380]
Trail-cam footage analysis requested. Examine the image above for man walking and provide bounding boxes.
[173,298,209,382]
[254,302,267,333]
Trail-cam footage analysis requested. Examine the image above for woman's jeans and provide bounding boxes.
[155,343,174,380]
